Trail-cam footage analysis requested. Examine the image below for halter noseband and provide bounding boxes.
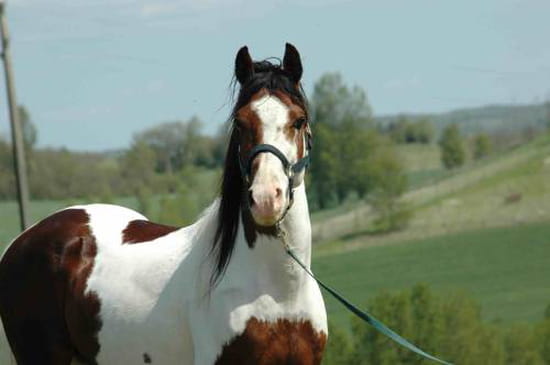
[238,138,311,212]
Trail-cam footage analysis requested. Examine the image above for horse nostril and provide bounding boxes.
[275,187,283,199]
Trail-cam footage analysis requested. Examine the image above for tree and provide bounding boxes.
[323,322,353,365]
[439,124,465,169]
[17,105,37,181]
[136,185,153,218]
[308,122,339,209]
[120,140,157,194]
[308,72,406,210]
[472,133,492,160]
[311,73,372,129]
[412,118,434,144]
[132,116,223,172]
[17,105,37,152]
[133,117,205,174]
[133,121,184,174]
[387,115,409,144]
[367,140,410,232]
[504,325,543,364]
[388,117,433,144]
[536,317,550,364]
[0,135,16,199]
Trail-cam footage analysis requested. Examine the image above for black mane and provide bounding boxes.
[210,59,308,286]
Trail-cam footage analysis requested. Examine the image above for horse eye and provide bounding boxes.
[293,117,306,129]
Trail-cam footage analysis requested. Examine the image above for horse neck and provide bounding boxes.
[223,183,312,300]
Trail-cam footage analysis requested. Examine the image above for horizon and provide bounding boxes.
[0,0,549,151]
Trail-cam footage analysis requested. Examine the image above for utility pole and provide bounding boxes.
[0,1,30,231]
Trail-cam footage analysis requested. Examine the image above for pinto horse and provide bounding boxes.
[0,43,327,365]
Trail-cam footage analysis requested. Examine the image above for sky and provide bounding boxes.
[0,0,549,151]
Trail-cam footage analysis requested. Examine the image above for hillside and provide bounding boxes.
[375,102,548,136]
[313,222,550,329]
[312,133,550,246]
[310,133,550,333]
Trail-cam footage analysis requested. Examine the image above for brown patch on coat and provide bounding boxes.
[215,317,327,365]
[0,208,101,365]
[122,220,178,244]
[235,88,268,167]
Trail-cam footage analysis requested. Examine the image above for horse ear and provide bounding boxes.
[283,43,303,83]
[235,46,254,84]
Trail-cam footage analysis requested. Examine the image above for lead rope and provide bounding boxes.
[275,224,453,365]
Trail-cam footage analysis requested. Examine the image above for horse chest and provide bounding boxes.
[215,317,326,365]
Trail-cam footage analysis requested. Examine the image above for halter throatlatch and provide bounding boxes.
[238,142,311,214]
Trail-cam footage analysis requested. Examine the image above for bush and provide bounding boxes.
[323,322,353,365]
[536,319,550,364]
[439,124,465,169]
[322,284,550,365]
[472,133,492,160]
[367,141,410,232]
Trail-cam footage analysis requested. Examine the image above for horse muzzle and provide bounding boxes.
[248,179,286,226]
[239,143,310,226]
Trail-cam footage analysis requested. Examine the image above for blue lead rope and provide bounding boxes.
[283,246,453,365]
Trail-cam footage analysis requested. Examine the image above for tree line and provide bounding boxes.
[0,109,224,200]
[2,73,543,226]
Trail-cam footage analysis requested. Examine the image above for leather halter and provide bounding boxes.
[238,133,311,213]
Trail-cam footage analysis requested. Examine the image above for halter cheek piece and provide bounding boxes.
[238,134,312,212]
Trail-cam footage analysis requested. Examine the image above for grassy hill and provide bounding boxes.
[311,132,550,331]
[312,132,550,245]
[313,222,550,330]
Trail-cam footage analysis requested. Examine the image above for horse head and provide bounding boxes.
[213,43,312,284]
[233,43,311,226]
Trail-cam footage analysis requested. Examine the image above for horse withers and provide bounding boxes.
[0,43,327,365]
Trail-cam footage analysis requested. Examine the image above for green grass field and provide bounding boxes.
[313,221,550,330]
[395,144,442,172]
[0,169,221,246]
